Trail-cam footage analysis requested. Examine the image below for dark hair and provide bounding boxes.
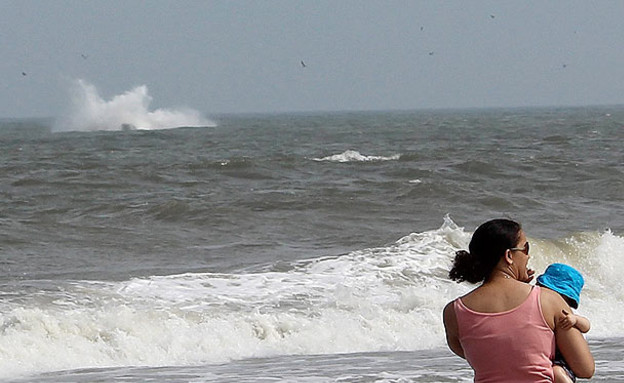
[449,219,522,283]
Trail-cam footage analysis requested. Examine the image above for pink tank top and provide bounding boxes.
[454,285,555,382]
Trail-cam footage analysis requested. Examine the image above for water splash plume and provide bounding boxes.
[53,79,214,132]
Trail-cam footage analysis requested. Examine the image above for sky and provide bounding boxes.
[2,0,624,118]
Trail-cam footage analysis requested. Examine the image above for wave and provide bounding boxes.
[313,150,400,163]
[53,79,215,132]
[0,216,622,378]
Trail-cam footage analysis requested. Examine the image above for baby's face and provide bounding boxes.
[563,295,578,309]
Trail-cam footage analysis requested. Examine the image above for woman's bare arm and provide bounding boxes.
[541,288,594,378]
[555,306,595,378]
[443,301,465,359]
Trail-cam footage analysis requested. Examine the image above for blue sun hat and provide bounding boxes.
[536,263,584,309]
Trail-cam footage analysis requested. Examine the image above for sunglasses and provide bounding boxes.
[509,242,530,255]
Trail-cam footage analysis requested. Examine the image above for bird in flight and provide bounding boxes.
[301,60,307,68]
[21,72,27,76]
[81,54,88,60]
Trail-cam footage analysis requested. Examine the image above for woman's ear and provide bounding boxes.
[505,250,514,265]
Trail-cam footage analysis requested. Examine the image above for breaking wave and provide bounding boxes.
[1,217,620,378]
[313,150,400,162]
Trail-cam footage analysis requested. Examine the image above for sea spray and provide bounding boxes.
[53,79,215,132]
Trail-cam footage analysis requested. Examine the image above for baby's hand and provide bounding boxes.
[520,268,535,283]
[558,309,578,330]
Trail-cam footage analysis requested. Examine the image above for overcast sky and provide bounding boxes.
[2,1,624,118]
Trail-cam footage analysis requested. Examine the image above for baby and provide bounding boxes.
[536,263,591,383]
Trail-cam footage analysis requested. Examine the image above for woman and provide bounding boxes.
[443,219,594,382]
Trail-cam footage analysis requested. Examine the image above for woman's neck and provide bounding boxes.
[486,268,517,283]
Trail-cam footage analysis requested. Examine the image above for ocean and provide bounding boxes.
[1,104,623,382]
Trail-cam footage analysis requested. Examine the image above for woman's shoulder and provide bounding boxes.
[537,285,568,328]
[538,284,566,306]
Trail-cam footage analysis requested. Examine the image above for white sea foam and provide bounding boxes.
[53,79,215,132]
[0,217,622,378]
[313,150,400,162]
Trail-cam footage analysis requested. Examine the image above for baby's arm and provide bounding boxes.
[559,309,591,333]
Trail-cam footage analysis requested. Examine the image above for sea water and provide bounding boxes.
[1,90,623,381]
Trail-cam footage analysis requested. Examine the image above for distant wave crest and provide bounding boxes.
[53,79,215,132]
[313,150,400,163]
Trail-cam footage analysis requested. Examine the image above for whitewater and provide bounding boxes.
[52,79,214,132]
[1,218,622,379]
